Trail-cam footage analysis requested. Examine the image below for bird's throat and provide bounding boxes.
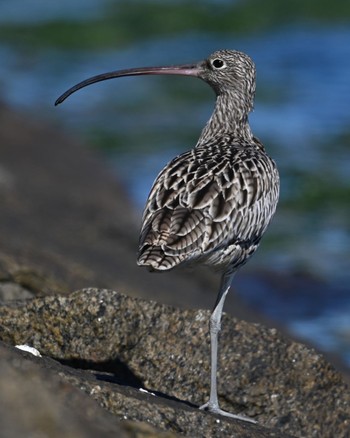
[198,92,253,144]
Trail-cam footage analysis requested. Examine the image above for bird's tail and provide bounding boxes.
[137,245,183,271]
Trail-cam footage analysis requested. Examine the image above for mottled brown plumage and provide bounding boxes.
[137,51,279,277]
[138,138,278,272]
[55,49,279,423]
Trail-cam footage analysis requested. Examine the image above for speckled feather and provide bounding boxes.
[137,50,279,275]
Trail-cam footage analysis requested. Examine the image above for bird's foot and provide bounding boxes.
[199,401,257,424]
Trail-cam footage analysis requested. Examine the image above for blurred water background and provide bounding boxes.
[0,1,349,367]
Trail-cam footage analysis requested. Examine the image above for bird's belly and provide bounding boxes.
[197,241,259,272]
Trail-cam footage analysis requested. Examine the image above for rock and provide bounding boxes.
[0,341,289,438]
[0,341,178,438]
[0,288,349,437]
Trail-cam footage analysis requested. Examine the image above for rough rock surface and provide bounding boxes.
[0,340,177,438]
[0,288,349,437]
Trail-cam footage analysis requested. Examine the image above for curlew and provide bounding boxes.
[55,50,280,422]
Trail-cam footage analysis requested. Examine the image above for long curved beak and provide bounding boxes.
[55,63,201,106]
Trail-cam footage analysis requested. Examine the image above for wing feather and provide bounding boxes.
[138,141,279,271]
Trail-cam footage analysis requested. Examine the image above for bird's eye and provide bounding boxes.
[212,58,226,69]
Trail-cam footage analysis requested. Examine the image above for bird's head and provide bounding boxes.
[198,50,256,101]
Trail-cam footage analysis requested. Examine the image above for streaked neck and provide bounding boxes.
[198,92,253,144]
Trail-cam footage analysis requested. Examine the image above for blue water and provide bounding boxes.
[0,0,109,23]
[0,4,349,367]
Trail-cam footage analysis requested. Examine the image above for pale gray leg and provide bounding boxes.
[199,270,256,423]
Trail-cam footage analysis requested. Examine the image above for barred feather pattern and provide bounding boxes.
[137,134,279,273]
